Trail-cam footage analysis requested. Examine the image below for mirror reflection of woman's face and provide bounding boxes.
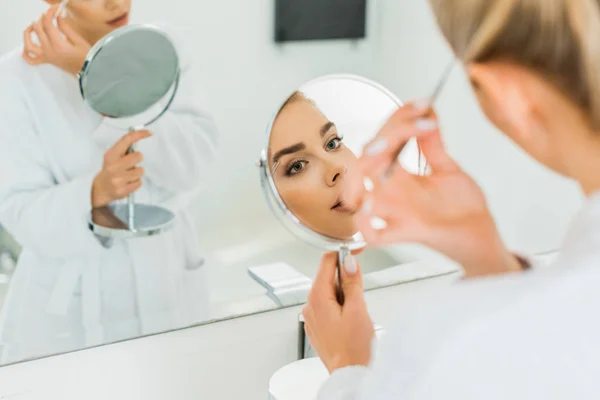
[269,96,359,240]
[51,0,132,44]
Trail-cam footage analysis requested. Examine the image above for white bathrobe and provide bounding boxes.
[319,191,600,399]
[0,23,219,364]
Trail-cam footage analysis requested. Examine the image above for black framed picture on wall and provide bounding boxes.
[274,0,367,43]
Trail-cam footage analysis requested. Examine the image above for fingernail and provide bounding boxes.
[365,138,388,156]
[363,177,374,192]
[370,217,388,230]
[360,197,371,215]
[415,118,438,132]
[344,253,357,275]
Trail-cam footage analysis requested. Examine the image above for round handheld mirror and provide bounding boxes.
[258,74,426,304]
[79,24,181,239]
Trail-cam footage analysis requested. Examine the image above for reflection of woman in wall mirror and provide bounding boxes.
[269,91,361,241]
[0,0,219,364]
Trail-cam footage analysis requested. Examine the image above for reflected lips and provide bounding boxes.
[331,200,353,213]
[107,13,129,28]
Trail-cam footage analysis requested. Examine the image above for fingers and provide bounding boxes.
[56,14,87,46]
[351,246,366,256]
[106,130,152,162]
[42,5,63,46]
[359,104,437,179]
[360,127,436,183]
[352,172,414,246]
[117,180,143,199]
[344,168,367,216]
[23,7,63,67]
[355,199,420,247]
[114,151,144,171]
[344,104,437,209]
[22,51,44,66]
[416,130,460,174]
[354,211,384,246]
[355,212,407,247]
[340,253,364,297]
[302,304,313,327]
[23,26,43,60]
[301,304,316,346]
[106,165,144,187]
[32,18,50,49]
[123,166,145,183]
[310,252,338,301]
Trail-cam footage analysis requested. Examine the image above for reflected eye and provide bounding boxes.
[326,137,343,151]
[285,160,308,176]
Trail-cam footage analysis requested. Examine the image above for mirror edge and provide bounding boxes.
[258,73,406,251]
[78,23,182,117]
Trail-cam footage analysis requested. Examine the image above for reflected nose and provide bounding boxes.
[326,161,346,187]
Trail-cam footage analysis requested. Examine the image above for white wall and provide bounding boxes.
[0,2,46,52]
[376,0,584,255]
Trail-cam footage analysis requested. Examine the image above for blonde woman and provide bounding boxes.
[303,0,600,398]
[0,1,219,363]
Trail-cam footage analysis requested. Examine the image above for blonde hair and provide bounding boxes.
[429,0,600,129]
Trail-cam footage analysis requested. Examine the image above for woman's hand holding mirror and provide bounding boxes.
[80,23,180,237]
[302,251,373,374]
[23,4,91,75]
[346,104,523,278]
[91,130,150,209]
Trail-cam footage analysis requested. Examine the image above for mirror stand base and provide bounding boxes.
[89,203,175,239]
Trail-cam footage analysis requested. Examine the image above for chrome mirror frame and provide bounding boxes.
[257,73,405,252]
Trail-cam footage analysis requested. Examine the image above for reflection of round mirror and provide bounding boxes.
[78,24,181,239]
[259,74,425,247]
[258,74,426,303]
[79,24,180,124]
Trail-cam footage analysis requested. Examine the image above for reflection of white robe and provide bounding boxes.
[0,24,219,364]
[319,192,600,399]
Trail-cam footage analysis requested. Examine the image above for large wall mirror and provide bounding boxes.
[0,0,458,366]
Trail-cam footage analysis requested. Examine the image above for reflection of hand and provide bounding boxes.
[91,207,129,230]
[92,131,151,209]
[22,5,91,76]
[302,252,374,373]
[346,104,523,278]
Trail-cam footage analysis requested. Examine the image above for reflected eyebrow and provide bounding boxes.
[321,121,335,137]
[272,142,305,165]
[271,121,335,166]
